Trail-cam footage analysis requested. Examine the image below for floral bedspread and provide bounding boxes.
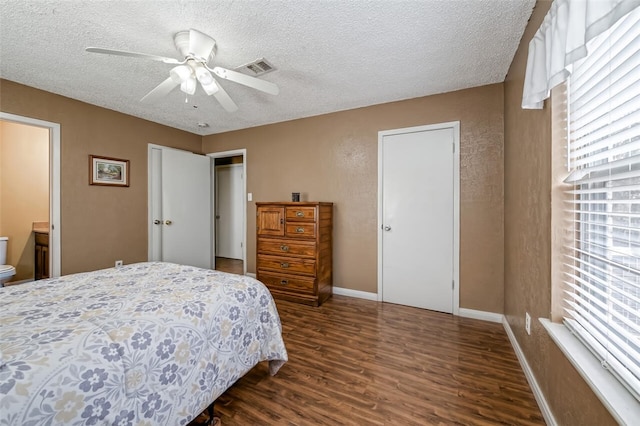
[0,262,288,425]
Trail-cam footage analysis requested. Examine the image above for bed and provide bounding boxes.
[0,262,288,425]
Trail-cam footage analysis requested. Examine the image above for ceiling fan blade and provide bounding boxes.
[211,66,279,95]
[213,84,239,112]
[189,29,216,60]
[86,47,182,64]
[140,77,180,103]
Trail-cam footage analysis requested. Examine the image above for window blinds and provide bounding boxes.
[566,6,640,400]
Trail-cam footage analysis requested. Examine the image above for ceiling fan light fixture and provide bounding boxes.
[195,65,214,86]
[170,65,192,84]
[201,80,219,96]
[180,76,197,95]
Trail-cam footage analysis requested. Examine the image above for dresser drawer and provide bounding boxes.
[258,271,315,294]
[286,206,316,221]
[285,223,316,238]
[257,254,316,276]
[258,239,316,257]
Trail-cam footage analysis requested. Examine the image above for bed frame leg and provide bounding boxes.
[207,402,218,426]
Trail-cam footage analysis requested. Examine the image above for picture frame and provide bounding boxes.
[89,155,130,187]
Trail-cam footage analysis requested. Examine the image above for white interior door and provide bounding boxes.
[148,146,212,269]
[215,164,243,259]
[378,123,459,313]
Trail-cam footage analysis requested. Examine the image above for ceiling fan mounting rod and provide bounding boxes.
[174,29,216,63]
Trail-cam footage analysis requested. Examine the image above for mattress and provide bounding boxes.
[0,262,288,425]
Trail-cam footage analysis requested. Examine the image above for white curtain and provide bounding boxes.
[521,0,640,109]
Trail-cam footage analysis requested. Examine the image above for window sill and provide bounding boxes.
[540,318,640,424]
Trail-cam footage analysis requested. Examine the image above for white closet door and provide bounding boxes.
[379,124,457,313]
[149,148,163,261]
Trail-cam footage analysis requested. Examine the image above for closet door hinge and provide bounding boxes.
[452,280,455,289]
[452,142,455,153]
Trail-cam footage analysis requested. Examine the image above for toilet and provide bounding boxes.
[0,237,16,286]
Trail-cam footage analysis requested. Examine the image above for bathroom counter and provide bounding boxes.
[33,222,49,234]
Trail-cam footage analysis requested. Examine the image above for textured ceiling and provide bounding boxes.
[0,0,535,136]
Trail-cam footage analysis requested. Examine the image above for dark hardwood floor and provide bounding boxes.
[194,295,544,425]
[215,257,243,275]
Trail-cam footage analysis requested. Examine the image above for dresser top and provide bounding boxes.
[255,201,333,206]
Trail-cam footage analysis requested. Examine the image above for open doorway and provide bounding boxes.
[0,112,61,280]
[208,149,247,275]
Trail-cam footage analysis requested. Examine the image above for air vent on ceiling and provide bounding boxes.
[236,58,276,76]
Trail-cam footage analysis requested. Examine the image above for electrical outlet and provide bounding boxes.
[115,260,123,267]
[525,312,531,335]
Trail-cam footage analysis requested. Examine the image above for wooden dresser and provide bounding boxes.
[256,202,333,306]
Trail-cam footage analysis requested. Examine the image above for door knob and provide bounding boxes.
[165,220,173,225]
[384,225,392,231]
[153,220,162,225]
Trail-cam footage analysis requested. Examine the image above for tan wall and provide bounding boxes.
[203,84,505,313]
[0,79,202,275]
[1,78,504,312]
[503,1,615,424]
[0,121,49,281]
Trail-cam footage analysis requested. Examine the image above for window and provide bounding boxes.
[564,6,640,400]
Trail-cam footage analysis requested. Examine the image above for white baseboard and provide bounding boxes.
[502,317,557,426]
[333,286,378,301]
[458,308,503,323]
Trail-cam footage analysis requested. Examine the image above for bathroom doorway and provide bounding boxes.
[0,112,61,281]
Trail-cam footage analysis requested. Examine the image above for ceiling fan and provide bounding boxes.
[86,29,279,112]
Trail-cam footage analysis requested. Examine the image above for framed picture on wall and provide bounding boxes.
[89,155,129,187]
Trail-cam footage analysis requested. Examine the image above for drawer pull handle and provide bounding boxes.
[280,262,289,268]
[280,245,289,252]
[280,279,288,285]
[296,211,304,217]
[296,227,304,233]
